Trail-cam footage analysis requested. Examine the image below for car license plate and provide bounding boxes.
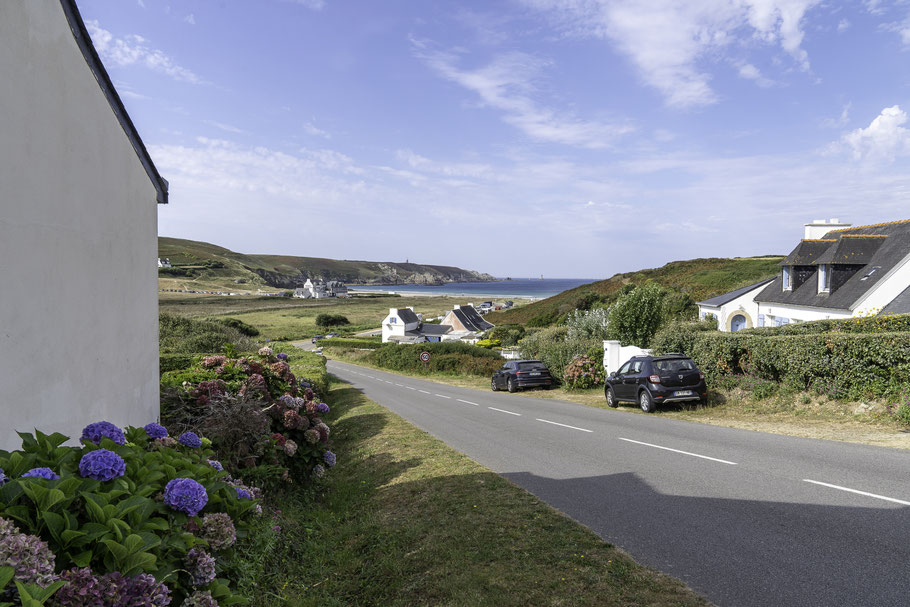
[675,390,693,396]
[529,372,541,376]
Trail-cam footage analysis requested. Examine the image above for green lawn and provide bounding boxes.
[238,379,709,606]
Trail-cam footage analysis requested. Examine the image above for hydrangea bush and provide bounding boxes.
[0,423,261,606]
[562,355,605,390]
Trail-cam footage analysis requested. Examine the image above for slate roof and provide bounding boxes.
[452,306,494,332]
[419,324,452,336]
[756,219,910,311]
[696,279,775,307]
[61,0,168,204]
[779,240,835,266]
[880,284,910,315]
[396,308,420,324]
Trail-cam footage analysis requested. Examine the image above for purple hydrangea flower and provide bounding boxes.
[276,352,288,360]
[234,487,252,500]
[178,432,202,448]
[144,423,169,440]
[183,590,218,607]
[202,512,236,550]
[163,478,208,516]
[184,548,216,587]
[312,464,325,479]
[0,517,57,587]
[22,467,59,480]
[114,571,172,606]
[323,451,336,468]
[78,449,126,482]
[0,468,8,487]
[54,567,104,605]
[207,459,223,472]
[316,402,330,414]
[81,421,126,445]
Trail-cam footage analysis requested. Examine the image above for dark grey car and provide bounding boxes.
[491,360,553,393]
[604,354,707,412]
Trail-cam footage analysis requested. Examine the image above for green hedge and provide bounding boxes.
[159,313,256,354]
[740,313,910,336]
[366,342,502,377]
[319,337,383,350]
[159,353,196,375]
[652,324,910,399]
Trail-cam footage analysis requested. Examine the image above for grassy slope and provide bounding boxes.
[488,256,784,325]
[240,379,709,606]
[158,236,491,291]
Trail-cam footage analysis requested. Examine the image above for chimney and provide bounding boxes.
[804,218,851,240]
[390,308,397,316]
[453,305,460,310]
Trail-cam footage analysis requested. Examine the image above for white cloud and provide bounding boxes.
[821,102,850,128]
[837,18,850,32]
[183,14,196,25]
[204,120,246,134]
[841,105,910,161]
[288,0,326,9]
[85,20,202,84]
[412,43,632,148]
[521,0,821,107]
[303,122,331,138]
[737,63,774,87]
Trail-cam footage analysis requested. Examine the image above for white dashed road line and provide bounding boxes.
[618,437,737,465]
[457,399,480,406]
[395,383,404,387]
[488,406,521,416]
[406,386,416,390]
[535,418,593,433]
[435,394,452,399]
[418,390,431,394]
[803,479,910,506]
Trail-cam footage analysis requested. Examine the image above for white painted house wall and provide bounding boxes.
[381,308,419,342]
[0,1,161,449]
[698,286,765,332]
[853,250,910,315]
[755,303,851,326]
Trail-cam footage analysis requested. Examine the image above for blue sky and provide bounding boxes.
[80,0,910,279]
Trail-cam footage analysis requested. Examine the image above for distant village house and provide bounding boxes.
[381,304,494,344]
[294,278,348,299]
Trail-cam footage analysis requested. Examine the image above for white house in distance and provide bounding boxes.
[294,278,348,299]
[0,1,168,449]
[699,218,910,331]
[381,304,494,343]
[158,258,172,268]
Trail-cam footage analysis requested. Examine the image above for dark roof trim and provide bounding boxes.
[59,0,168,204]
[696,278,775,307]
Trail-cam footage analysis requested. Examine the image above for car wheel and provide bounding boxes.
[639,389,655,413]
[507,378,517,393]
[605,386,618,408]
[491,378,498,392]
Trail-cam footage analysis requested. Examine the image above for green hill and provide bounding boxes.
[487,256,785,326]
[158,237,494,292]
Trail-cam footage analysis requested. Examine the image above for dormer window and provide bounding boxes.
[818,264,830,293]
[782,267,792,291]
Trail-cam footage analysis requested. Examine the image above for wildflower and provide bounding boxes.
[78,449,126,482]
[163,478,208,516]
[184,548,216,587]
[283,440,298,456]
[178,432,202,448]
[276,352,288,360]
[22,467,59,480]
[202,513,236,550]
[81,421,126,445]
[303,429,320,445]
[207,459,223,472]
[316,402,330,414]
[0,517,57,587]
[183,590,218,607]
[143,422,168,439]
[272,525,282,533]
[312,464,325,479]
[323,451,336,468]
[258,346,273,357]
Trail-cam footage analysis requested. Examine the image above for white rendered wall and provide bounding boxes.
[756,303,851,324]
[853,251,910,315]
[0,2,160,449]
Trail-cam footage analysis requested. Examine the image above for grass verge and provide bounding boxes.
[236,377,710,606]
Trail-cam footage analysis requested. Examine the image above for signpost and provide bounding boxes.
[420,351,430,371]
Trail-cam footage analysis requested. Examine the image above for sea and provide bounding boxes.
[350,278,598,300]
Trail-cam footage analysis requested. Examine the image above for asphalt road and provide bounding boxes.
[326,359,910,607]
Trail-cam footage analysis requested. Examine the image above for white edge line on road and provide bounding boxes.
[535,418,593,433]
[488,407,521,416]
[418,390,431,394]
[394,383,404,387]
[435,394,452,399]
[406,386,417,390]
[618,437,737,465]
[803,479,910,506]
[457,399,480,406]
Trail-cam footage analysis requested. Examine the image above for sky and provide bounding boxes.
[79,0,910,279]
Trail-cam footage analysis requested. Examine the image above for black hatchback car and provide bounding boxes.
[604,354,706,412]
[491,360,553,392]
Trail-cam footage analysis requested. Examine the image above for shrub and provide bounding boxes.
[0,425,260,605]
[519,327,603,382]
[215,318,260,337]
[607,284,666,348]
[474,339,501,349]
[562,355,604,390]
[486,324,526,347]
[652,322,910,400]
[741,313,910,336]
[565,308,610,341]
[318,338,382,350]
[160,354,196,376]
[159,314,255,355]
[366,342,502,377]
[314,314,350,328]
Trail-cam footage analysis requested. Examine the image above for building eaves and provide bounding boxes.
[59,0,168,204]
[696,279,775,307]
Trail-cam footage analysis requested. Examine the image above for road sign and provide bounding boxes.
[419,351,430,362]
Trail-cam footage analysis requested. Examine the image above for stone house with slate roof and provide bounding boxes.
[1,1,167,449]
[699,218,910,332]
